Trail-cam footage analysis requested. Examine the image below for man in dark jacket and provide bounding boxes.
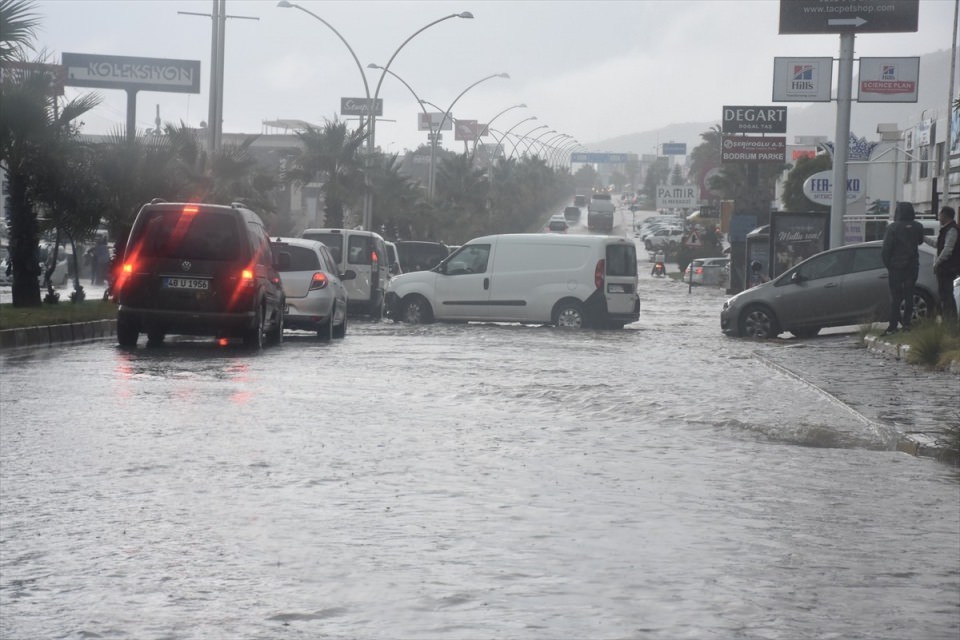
[925,206,959,327]
[881,201,924,334]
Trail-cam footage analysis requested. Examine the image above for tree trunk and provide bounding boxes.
[7,173,41,307]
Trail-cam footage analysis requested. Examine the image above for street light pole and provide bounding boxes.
[549,137,574,167]
[523,129,556,157]
[276,1,372,228]
[470,103,526,163]
[491,116,536,164]
[428,72,510,200]
[508,124,547,161]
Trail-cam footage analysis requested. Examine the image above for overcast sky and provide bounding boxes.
[32,0,958,154]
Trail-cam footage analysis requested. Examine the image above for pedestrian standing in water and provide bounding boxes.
[922,205,959,328]
[880,201,924,335]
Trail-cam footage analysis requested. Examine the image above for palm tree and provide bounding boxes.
[1,65,101,306]
[0,0,39,63]
[287,117,368,229]
[366,153,433,240]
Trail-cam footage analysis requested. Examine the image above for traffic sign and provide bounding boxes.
[661,143,687,156]
[779,0,918,35]
[570,152,630,164]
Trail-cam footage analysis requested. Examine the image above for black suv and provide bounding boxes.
[115,201,285,348]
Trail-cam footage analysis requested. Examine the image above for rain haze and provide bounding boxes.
[32,0,958,153]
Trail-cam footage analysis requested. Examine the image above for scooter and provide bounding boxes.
[651,261,666,277]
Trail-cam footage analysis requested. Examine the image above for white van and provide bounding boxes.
[384,233,640,329]
[300,228,389,317]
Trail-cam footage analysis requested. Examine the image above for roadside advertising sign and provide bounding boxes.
[858,57,919,103]
[722,105,787,134]
[721,136,787,163]
[778,0,919,35]
[570,152,630,164]
[418,112,453,131]
[656,185,700,209]
[340,97,383,116]
[772,57,833,102]
[792,148,818,161]
[661,143,687,155]
[454,120,480,141]
[62,53,200,93]
[699,165,723,199]
[0,61,66,95]
[802,169,865,205]
[769,211,830,279]
[915,119,933,146]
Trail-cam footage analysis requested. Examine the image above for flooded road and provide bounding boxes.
[2,221,958,639]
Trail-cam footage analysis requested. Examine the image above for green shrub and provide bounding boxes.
[904,320,960,369]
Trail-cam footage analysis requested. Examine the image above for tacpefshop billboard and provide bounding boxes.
[722,105,787,134]
[62,53,200,93]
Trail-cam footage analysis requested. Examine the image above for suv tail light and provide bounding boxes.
[594,259,605,290]
[310,272,329,290]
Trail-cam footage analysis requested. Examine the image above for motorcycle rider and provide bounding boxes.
[651,249,666,276]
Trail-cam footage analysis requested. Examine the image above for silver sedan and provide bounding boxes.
[272,238,350,340]
[721,241,939,339]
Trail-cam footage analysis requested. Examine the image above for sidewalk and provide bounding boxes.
[755,333,959,465]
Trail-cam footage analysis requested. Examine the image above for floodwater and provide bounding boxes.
[1,215,958,639]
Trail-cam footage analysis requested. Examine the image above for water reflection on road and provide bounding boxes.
[1,229,958,640]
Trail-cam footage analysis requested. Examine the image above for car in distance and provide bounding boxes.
[563,206,581,224]
[587,193,615,233]
[385,233,640,329]
[720,241,939,339]
[547,214,569,233]
[573,194,589,208]
[271,237,349,340]
[115,200,285,348]
[682,257,729,286]
[395,240,449,273]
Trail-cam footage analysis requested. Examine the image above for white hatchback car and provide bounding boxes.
[271,238,349,340]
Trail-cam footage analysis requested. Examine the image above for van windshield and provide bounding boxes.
[138,210,240,261]
[606,244,637,276]
[302,233,343,264]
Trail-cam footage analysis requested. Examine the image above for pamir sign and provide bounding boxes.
[802,170,864,205]
[656,185,700,209]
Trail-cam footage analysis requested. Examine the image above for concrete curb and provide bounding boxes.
[0,319,117,350]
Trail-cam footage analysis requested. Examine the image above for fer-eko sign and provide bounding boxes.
[722,105,787,134]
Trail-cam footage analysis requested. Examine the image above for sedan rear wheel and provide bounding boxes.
[333,303,347,339]
[740,304,779,339]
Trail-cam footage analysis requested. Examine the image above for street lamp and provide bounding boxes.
[522,129,556,157]
[491,116,536,164]
[277,1,372,228]
[543,134,572,167]
[428,72,510,200]
[553,139,580,168]
[508,124,547,161]
[470,103,526,162]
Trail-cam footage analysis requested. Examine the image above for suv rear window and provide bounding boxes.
[138,210,240,261]
[272,244,320,271]
[592,193,612,201]
[606,244,637,276]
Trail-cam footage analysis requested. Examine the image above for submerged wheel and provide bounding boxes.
[267,305,283,345]
[243,303,264,349]
[317,312,333,341]
[740,304,780,339]
[400,295,434,324]
[554,300,586,329]
[333,303,347,339]
[117,315,139,348]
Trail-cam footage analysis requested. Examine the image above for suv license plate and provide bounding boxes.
[163,277,210,290]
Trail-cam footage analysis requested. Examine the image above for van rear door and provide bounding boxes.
[603,242,639,318]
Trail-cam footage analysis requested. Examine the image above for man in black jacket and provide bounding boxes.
[925,206,959,328]
[881,202,924,335]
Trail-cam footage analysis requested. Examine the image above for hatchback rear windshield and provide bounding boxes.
[592,194,612,201]
[272,244,320,271]
[137,210,241,261]
[606,244,637,276]
[302,233,343,264]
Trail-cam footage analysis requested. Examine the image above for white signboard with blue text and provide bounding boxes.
[772,57,833,102]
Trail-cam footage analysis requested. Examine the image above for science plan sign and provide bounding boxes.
[858,57,919,103]
[656,185,700,209]
[802,170,865,205]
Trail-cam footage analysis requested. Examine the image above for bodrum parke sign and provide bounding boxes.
[62,53,200,93]
[722,105,787,134]
[721,136,786,163]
